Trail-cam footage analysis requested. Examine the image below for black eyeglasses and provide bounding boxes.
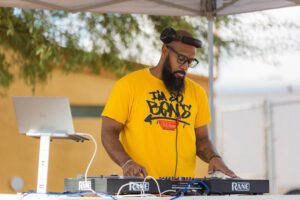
[166,45,199,68]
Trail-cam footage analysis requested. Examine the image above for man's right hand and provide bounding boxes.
[122,160,148,177]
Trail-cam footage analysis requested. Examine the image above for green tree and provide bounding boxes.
[0,8,299,92]
[0,8,143,93]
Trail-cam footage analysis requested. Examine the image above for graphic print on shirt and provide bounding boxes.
[144,90,191,131]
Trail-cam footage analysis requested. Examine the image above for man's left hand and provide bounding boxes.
[208,157,238,178]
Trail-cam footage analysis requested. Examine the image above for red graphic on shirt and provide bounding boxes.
[158,116,181,131]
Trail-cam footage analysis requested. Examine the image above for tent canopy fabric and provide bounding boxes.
[0,0,300,17]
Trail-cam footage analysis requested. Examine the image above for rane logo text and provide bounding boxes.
[129,182,150,192]
[232,182,250,191]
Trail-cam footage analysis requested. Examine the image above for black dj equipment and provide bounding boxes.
[64,176,269,195]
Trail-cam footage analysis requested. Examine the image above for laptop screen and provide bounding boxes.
[12,96,75,134]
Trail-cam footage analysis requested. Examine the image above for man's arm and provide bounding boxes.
[101,116,147,176]
[195,125,237,177]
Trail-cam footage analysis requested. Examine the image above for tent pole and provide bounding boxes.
[208,17,216,145]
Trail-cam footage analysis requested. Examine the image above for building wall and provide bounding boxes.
[0,69,209,193]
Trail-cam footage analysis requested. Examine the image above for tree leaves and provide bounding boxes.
[0,54,13,88]
[0,7,299,91]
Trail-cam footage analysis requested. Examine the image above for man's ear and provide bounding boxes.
[162,45,168,57]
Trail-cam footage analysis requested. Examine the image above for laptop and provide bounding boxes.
[12,96,87,141]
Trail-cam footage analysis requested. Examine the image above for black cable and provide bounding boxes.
[173,93,180,177]
[174,115,179,177]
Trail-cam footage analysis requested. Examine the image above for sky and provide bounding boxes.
[213,6,300,91]
[139,5,300,93]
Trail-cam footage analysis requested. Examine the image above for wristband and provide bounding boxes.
[121,159,133,168]
[209,155,221,162]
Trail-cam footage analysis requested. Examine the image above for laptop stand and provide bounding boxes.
[25,133,88,193]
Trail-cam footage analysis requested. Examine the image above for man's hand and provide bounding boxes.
[208,157,238,178]
[195,126,238,178]
[122,160,148,177]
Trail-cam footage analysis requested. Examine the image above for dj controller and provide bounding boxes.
[64,176,269,195]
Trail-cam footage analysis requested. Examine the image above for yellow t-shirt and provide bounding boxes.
[102,68,211,178]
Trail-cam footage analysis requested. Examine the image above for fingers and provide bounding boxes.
[223,168,238,178]
[217,163,238,178]
[133,166,143,176]
[208,165,215,174]
[123,161,148,177]
[124,168,139,176]
[208,158,238,178]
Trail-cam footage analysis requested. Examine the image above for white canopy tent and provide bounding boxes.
[1,0,300,193]
[0,0,299,16]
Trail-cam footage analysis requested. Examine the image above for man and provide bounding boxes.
[101,27,237,178]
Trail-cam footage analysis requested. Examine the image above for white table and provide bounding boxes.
[1,194,300,200]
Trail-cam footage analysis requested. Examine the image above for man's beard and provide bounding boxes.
[162,55,185,95]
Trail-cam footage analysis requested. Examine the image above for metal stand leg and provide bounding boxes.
[36,135,51,193]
